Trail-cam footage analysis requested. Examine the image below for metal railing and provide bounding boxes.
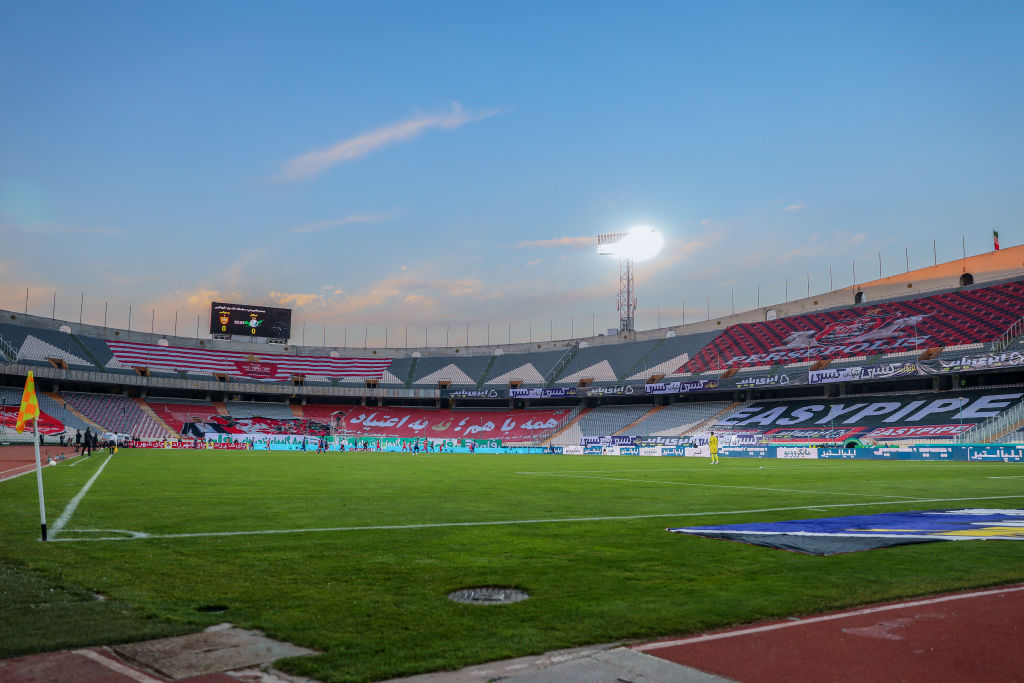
[954,400,1024,444]
[523,403,583,446]
[991,315,1024,353]
[544,341,579,386]
[0,335,16,362]
[0,362,438,400]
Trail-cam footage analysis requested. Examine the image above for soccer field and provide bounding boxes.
[1,450,1023,682]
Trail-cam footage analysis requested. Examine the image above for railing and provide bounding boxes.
[0,335,16,362]
[954,401,1024,444]
[991,315,1024,353]
[544,341,579,386]
[523,403,583,446]
[0,363,439,400]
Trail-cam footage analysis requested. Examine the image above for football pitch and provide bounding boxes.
[1,450,1023,682]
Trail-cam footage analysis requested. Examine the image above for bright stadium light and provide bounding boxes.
[597,226,665,332]
[611,225,664,262]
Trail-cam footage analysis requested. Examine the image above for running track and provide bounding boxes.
[635,583,1024,682]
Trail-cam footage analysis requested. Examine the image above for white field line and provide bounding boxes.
[73,649,164,683]
[516,472,927,500]
[50,454,114,538]
[988,475,1024,479]
[634,584,1024,652]
[50,494,1024,543]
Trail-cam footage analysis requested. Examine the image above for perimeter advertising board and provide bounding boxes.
[210,302,292,339]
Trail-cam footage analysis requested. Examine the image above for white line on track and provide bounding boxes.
[50,454,114,539]
[633,584,1024,652]
[73,649,164,683]
[517,471,927,500]
[51,493,1024,542]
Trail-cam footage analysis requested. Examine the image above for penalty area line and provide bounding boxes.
[51,493,1024,543]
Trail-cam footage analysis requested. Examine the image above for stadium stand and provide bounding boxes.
[147,399,220,434]
[554,339,660,385]
[0,386,91,433]
[620,401,732,436]
[484,348,568,386]
[411,355,492,386]
[226,401,296,420]
[711,387,1024,442]
[552,404,654,445]
[682,279,1024,372]
[62,392,169,438]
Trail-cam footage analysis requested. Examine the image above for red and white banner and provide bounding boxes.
[0,406,65,435]
[107,340,391,381]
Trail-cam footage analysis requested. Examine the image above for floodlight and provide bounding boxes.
[597,225,665,332]
[615,226,664,262]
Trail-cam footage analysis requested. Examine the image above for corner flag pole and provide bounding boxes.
[34,416,47,541]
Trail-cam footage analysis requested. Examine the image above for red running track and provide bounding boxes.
[635,584,1024,682]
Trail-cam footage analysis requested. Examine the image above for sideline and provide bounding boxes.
[50,454,115,539]
[51,493,1024,542]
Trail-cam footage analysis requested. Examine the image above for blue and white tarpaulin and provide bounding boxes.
[668,509,1024,555]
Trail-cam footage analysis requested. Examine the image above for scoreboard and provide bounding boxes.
[210,302,291,339]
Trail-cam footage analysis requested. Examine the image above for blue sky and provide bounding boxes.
[2,1,1022,346]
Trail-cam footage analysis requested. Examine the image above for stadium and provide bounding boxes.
[4,4,1024,682]
[2,245,1024,682]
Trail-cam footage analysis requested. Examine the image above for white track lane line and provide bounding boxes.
[73,648,164,683]
[517,471,927,500]
[634,584,1024,652]
[51,493,1024,542]
[50,454,114,538]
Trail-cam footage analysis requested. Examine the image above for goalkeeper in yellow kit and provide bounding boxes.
[709,432,719,464]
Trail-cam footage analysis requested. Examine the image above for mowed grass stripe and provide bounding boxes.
[1,450,1022,683]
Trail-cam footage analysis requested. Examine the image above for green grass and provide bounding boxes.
[1,451,1023,682]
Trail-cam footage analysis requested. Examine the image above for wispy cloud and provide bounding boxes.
[526,258,544,267]
[785,203,806,212]
[286,211,399,234]
[515,236,595,250]
[279,102,499,182]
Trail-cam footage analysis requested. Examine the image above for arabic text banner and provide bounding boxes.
[341,407,569,440]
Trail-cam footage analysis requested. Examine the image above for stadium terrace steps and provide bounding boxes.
[615,405,665,435]
[476,354,499,388]
[132,397,177,437]
[680,402,742,436]
[620,401,733,436]
[542,407,592,445]
[290,404,304,419]
[485,362,546,386]
[212,401,230,417]
[42,391,102,431]
[62,392,169,438]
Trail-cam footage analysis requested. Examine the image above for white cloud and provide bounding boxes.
[279,102,499,181]
[286,211,399,234]
[526,258,544,267]
[785,203,806,212]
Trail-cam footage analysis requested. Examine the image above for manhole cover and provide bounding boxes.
[447,587,529,605]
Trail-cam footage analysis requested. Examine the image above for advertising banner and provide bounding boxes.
[446,389,504,399]
[581,435,643,447]
[809,366,863,384]
[645,379,719,395]
[919,351,1024,374]
[776,446,818,459]
[735,373,806,389]
[510,387,579,399]
[860,361,919,380]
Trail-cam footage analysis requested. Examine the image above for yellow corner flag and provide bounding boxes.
[16,371,40,433]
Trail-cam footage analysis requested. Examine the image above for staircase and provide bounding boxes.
[991,315,1024,353]
[681,402,741,436]
[212,401,231,417]
[133,398,177,437]
[545,342,580,386]
[42,392,103,431]
[290,404,305,419]
[614,405,662,435]
[542,406,590,445]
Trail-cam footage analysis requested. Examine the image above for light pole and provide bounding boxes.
[598,226,664,332]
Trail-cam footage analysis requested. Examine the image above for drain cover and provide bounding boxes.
[448,587,529,605]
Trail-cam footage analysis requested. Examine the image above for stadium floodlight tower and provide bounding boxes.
[597,226,664,332]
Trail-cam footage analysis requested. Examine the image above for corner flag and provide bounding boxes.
[994,230,1000,251]
[15,371,40,433]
